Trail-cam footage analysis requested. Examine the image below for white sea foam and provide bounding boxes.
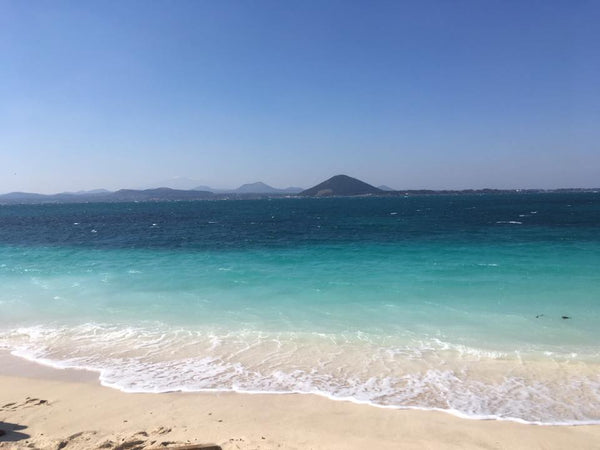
[496,221,522,225]
[1,323,599,425]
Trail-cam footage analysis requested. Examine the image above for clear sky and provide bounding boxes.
[1,0,598,193]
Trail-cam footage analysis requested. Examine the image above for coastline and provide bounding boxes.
[1,352,599,449]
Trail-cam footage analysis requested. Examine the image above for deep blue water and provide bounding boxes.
[1,193,598,249]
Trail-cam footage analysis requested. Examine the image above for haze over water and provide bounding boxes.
[1,194,599,424]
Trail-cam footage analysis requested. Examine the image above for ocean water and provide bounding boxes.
[1,194,599,424]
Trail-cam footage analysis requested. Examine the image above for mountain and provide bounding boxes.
[146,178,305,194]
[231,182,302,194]
[233,182,279,194]
[192,185,214,192]
[0,188,214,204]
[377,185,395,191]
[299,175,384,197]
[146,177,210,190]
[67,189,112,195]
[0,192,49,201]
[193,182,304,194]
[109,188,214,201]
[2,186,597,204]
[281,186,304,193]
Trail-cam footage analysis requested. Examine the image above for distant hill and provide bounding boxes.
[231,182,303,194]
[192,185,214,192]
[0,188,214,204]
[147,177,209,190]
[3,184,597,204]
[191,182,304,194]
[65,189,112,195]
[110,188,214,201]
[234,182,281,194]
[299,175,384,197]
[377,185,395,191]
[0,192,49,202]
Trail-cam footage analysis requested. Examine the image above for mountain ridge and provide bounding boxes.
[1,177,598,205]
[205,182,304,194]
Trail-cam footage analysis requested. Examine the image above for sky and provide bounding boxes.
[1,0,599,193]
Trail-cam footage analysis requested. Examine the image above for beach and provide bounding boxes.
[1,353,599,450]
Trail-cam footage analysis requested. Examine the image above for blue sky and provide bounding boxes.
[1,0,598,193]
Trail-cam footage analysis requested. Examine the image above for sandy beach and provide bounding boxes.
[0,352,598,450]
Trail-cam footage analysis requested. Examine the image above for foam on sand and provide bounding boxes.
[2,323,599,425]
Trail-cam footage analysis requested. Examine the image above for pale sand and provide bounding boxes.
[0,353,599,449]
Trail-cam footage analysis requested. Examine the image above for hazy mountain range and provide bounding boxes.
[0,175,595,204]
[146,177,303,194]
[0,175,382,203]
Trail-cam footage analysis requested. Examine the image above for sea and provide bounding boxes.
[1,193,599,425]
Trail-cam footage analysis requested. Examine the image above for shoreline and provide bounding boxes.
[1,352,599,449]
[5,348,600,428]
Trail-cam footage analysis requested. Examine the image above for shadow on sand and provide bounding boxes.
[0,421,30,442]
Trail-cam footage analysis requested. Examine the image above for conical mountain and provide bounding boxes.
[299,175,383,197]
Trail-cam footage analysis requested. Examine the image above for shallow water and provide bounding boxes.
[1,194,599,423]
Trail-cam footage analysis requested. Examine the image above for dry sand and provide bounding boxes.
[1,352,599,450]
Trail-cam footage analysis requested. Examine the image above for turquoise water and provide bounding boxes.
[1,194,599,423]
